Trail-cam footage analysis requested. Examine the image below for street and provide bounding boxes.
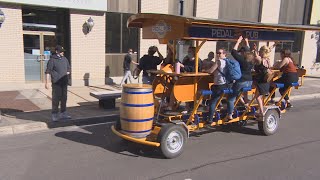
[0,98,320,180]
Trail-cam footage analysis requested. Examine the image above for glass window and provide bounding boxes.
[216,41,258,58]
[219,0,261,22]
[317,32,320,62]
[106,12,138,53]
[275,32,303,53]
[122,13,138,53]
[106,12,121,53]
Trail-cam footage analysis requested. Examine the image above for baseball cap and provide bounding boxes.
[55,45,66,53]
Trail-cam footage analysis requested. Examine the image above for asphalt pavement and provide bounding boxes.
[0,98,319,180]
[0,78,320,136]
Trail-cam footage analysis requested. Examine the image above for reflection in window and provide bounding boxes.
[122,13,138,53]
[216,41,258,59]
[106,12,138,53]
[316,32,320,63]
[275,32,302,53]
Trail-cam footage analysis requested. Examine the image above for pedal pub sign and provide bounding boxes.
[188,26,296,42]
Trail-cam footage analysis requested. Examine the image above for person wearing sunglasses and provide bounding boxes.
[204,48,229,124]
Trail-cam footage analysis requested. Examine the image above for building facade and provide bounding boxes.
[0,0,107,90]
[0,0,320,90]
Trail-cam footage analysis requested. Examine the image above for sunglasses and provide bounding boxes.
[216,52,223,54]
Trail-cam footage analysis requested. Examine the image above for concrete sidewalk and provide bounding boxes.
[0,78,319,136]
[0,84,122,136]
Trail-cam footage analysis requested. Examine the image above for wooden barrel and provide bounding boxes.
[120,84,154,138]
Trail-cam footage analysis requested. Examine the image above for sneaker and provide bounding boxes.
[60,112,72,120]
[286,103,293,108]
[51,113,59,122]
[181,110,188,114]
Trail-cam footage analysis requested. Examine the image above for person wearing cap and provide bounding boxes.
[227,36,254,120]
[45,45,71,122]
[137,46,164,84]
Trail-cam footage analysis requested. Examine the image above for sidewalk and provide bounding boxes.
[0,84,122,136]
[0,78,319,136]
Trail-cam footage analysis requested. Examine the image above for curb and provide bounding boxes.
[0,114,120,136]
[289,93,320,100]
[0,93,319,137]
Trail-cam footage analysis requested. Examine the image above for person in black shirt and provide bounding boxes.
[120,49,138,86]
[180,46,202,72]
[227,36,254,120]
[137,46,164,84]
[45,45,71,122]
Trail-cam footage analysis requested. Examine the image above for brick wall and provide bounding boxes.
[69,10,106,86]
[301,31,319,75]
[0,4,24,84]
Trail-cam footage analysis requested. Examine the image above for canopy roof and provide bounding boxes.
[128,13,320,31]
[127,13,320,42]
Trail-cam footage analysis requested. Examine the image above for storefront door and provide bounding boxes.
[23,31,56,82]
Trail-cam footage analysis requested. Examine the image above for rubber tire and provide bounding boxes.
[157,124,187,159]
[258,109,280,136]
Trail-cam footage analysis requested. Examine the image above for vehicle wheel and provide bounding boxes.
[157,124,187,159]
[258,109,279,136]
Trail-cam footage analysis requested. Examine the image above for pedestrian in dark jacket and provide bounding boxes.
[45,45,71,122]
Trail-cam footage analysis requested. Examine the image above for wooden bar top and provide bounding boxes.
[147,70,211,77]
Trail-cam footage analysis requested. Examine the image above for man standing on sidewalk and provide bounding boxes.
[119,48,138,86]
[45,45,71,122]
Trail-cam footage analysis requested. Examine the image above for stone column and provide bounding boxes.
[69,10,106,86]
[259,0,281,65]
[0,4,24,88]
[195,0,220,61]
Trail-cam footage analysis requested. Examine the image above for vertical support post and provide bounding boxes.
[194,40,199,106]
[173,40,176,63]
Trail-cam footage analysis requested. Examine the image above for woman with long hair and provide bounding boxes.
[253,45,273,117]
[271,49,298,108]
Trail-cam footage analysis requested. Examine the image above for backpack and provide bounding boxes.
[218,58,242,83]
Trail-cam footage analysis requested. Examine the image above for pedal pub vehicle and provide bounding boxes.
[111,13,320,158]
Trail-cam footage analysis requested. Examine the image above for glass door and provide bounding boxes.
[23,31,56,82]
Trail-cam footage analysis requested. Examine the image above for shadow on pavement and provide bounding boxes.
[55,123,165,159]
[1,101,119,129]
[54,120,265,159]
